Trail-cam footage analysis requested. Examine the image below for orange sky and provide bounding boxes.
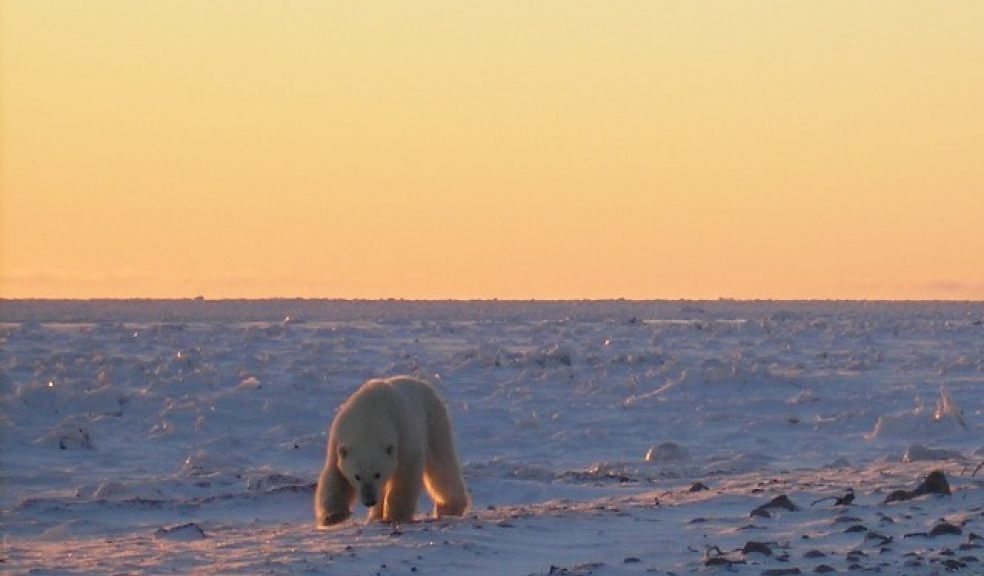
[2,1,983,300]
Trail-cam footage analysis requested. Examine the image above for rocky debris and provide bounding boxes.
[930,521,963,537]
[704,545,745,568]
[811,491,855,507]
[742,541,774,556]
[803,550,826,558]
[865,530,893,546]
[751,495,799,518]
[884,470,951,503]
[644,442,690,462]
[154,522,206,541]
[545,562,605,575]
[245,472,308,492]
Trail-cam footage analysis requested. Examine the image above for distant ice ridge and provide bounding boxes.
[866,386,967,440]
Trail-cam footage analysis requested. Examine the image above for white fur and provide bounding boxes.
[315,376,469,526]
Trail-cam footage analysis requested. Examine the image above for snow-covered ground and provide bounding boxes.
[1,300,981,575]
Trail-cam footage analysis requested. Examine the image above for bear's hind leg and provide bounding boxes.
[424,407,469,517]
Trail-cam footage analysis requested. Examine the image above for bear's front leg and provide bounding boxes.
[383,459,424,523]
[315,461,355,526]
[367,501,384,522]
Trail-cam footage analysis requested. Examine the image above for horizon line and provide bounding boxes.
[2,296,982,304]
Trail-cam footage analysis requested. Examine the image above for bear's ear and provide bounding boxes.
[338,445,349,459]
[385,444,394,456]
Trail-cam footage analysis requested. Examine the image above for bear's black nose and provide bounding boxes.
[361,484,377,507]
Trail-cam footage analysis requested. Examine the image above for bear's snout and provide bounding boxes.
[360,484,378,507]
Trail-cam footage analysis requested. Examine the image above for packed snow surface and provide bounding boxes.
[1,300,982,575]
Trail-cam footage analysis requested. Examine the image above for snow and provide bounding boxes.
[1,300,982,575]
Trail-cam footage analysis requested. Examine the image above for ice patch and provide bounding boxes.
[245,471,308,492]
[179,450,239,478]
[34,418,95,450]
[705,452,776,473]
[38,519,98,541]
[785,389,818,405]
[901,444,965,463]
[11,379,121,417]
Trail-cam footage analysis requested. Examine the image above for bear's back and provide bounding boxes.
[334,376,438,434]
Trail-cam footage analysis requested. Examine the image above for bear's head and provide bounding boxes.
[336,440,398,508]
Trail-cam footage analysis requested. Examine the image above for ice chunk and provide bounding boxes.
[933,385,966,427]
[644,442,690,462]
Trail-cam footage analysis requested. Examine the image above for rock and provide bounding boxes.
[884,470,951,503]
[803,550,826,558]
[546,562,605,575]
[941,558,966,570]
[704,557,744,568]
[930,522,963,537]
[742,541,773,556]
[846,550,867,562]
[884,489,911,504]
[751,507,772,519]
[865,531,892,545]
[704,546,745,568]
[644,442,690,462]
[914,470,951,496]
[751,494,798,517]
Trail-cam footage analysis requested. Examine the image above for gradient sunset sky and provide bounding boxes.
[2,1,982,300]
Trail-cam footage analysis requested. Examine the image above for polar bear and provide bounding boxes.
[314,375,469,526]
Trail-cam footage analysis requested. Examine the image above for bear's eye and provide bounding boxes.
[374,472,381,480]
[354,474,361,481]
